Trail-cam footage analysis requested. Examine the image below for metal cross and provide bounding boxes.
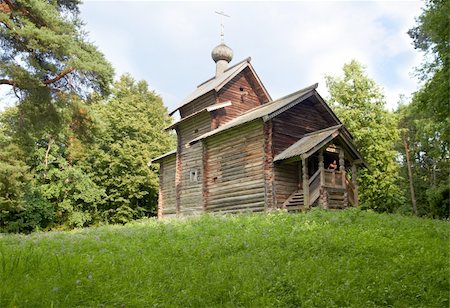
[215,11,230,43]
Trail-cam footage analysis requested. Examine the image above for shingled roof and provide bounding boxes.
[273,125,367,166]
[169,57,270,116]
[274,125,342,161]
[189,83,321,145]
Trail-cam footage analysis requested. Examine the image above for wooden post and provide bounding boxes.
[352,164,359,207]
[298,161,302,190]
[158,163,164,219]
[175,130,182,216]
[319,149,325,186]
[302,157,309,208]
[318,149,325,208]
[339,147,345,188]
[202,141,208,212]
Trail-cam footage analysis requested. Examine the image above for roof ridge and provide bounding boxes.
[227,82,319,118]
[302,124,342,137]
[271,83,318,104]
[196,57,251,88]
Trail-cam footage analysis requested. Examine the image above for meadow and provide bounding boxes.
[1,209,448,307]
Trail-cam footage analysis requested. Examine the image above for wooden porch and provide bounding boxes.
[273,125,365,212]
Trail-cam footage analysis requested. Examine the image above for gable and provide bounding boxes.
[189,84,319,145]
[212,66,269,127]
[169,58,270,118]
[271,94,340,155]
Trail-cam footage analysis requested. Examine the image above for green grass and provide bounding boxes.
[0,209,448,307]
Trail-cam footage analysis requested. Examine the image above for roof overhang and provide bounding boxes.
[149,149,177,164]
[165,101,232,131]
[274,125,368,168]
[188,83,319,146]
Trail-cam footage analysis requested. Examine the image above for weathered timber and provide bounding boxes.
[272,97,338,156]
[176,111,212,214]
[213,67,266,127]
[263,120,275,209]
[206,121,265,213]
[274,163,298,207]
[159,155,176,217]
[180,91,216,119]
[302,158,309,207]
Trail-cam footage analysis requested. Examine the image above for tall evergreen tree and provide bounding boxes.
[0,0,113,100]
[326,60,404,212]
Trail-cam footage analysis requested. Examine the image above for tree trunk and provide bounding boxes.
[403,137,417,215]
[45,135,54,168]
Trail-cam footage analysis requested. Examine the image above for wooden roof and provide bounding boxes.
[273,125,367,166]
[169,58,271,116]
[189,83,319,145]
[150,149,176,163]
[274,125,342,161]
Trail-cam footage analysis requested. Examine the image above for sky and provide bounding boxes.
[1,1,425,114]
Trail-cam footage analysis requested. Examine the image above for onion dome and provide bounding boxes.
[211,42,233,63]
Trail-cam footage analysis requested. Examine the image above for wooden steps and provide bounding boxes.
[326,188,347,209]
[283,190,306,212]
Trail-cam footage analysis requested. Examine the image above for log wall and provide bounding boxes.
[274,162,299,207]
[159,155,177,217]
[179,91,216,119]
[213,68,265,128]
[177,111,212,214]
[272,98,335,155]
[205,120,266,213]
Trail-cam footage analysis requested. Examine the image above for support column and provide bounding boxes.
[339,147,346,188]
[158,163,164,219]
[352,164,359,206]
[202,141,208,212]
[318,149,325,208]
[302,157,309,208]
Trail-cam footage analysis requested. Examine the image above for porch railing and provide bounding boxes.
[324,169,344,187]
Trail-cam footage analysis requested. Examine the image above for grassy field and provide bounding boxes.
[0,209,448,307]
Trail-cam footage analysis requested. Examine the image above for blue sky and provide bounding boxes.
[0,1,424,113]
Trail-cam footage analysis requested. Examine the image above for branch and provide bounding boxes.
[1,67,75,89]
[0,79,14,85]
[44,67,75,85]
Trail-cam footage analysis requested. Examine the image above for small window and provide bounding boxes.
[189,169,199,182]
[239,87,244,91]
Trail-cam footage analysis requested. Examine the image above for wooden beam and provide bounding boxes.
[352,164,359,207]
[302,158,309,207]
[158,162,164,219]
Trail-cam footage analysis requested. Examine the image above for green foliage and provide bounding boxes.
[326,60,404,212]
[0,0,113,99]
[0,210,448,306]
[395,0,450,218]
[84,75,175,223]
[397,102,449,218]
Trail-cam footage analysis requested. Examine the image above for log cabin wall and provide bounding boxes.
[213,69,266,128]
[177,112,212,214]
[274,162,299,207]
[205,120,266,213]
[263,120,275,209]
[179,91,216,119]
[159,155,177,217]
[272,97,335,156]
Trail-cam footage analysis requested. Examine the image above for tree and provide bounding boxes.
[393,0,450,218]
[326,60,404,212]
[83,75,175,223]
[0,0,114,101]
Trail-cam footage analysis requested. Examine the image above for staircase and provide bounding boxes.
[283,191,305,212]
[325,187,347,209]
